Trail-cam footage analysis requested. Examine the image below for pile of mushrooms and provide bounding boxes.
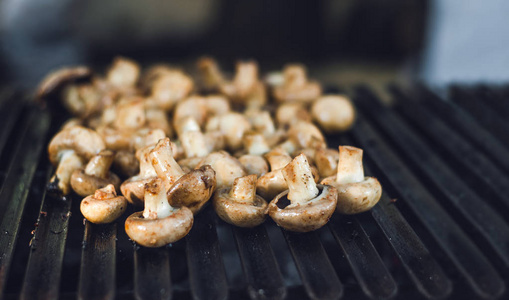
[38,56,381,247]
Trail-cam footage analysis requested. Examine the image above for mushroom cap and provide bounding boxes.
[125,207,193,248]
[213,187,268,227]
[268,185,337,232]
[48,126,106,165]
[71,169,121,197]
[321,176,382,214]
[167,165,217,214]
[197,151,247,188]
[238,155,269,177]
[80,185,127,224]
[287,121,326,149]
[36,66,92,100]
[311,95,356,132]
[120,177,153,206]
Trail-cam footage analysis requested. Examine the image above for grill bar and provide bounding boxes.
[233,225,286,300]
[20,166,72,300]
[186,207,228,300]
[0,107,50,297]
[450,86,509,148]
[0,90,23,163]
[134,247,172,300]
[78,222,117,300]
[392,88,509,212]
[477,85,509,117]
[329,215,397,300]
[350,113,505,299]
[282,230,343,300]
[412,85,509,174]
[356,87,509,267]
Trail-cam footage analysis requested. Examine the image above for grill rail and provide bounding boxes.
[1,84,509,299]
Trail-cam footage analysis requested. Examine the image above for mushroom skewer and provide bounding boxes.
[71,150,120,197]
[213,175,268,227]
[321,146,382,214]
[81,184,127,224]
[268,154,337,232]
[125,178,193,248]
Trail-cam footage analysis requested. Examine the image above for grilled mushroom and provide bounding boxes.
[125,178,193,248]
[120,145,158,206]
[197,151,247,188]
[36,66,92,101]
[150,138,217,214]
[311,95,355,133]
[80,184,127,224]
[71,150,120,197]
[256,149,292,200]
[238,154,269,177]
[268,154,337,232]
[47,126,105,195]
[106,57,140,88]
[213,175,268,227]
[321,146,382,214]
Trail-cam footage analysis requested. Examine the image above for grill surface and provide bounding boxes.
[1,84,509,299]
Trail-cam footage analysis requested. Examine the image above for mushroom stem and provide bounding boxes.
[53,150,84,193]
[94,184,117,199]
[244,133,270,155]
[150,138,185,186]
[137,146,158,178]
[266,151,292,170]
[143,178,174,219]
[84,150,114,178]
[281,154,319,204]
[229,175,257,203]
[336,146,364,184]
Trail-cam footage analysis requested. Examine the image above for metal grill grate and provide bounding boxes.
[1,84,509,300]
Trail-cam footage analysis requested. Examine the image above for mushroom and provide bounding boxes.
[268,154,337,232]
[238,155,269,177]
[205,112,251,151]
[213,175,268,227]
[106,57,140,88]
[60,84,102,118]
[145,108,173,137]
[173,96,208,131]
[71,150,121,197]
[275,102,311,127]
[256,149,292,200]
[197,151,247,188]
[113,97,146,130]
[36,66,92,101]
[287,121,326,149]
[315,148,339,179]
[242,131,270,156]
[321,146,382,214]
[112,150,139,178]
[149,138,217,214]
[80,184,127,224]
[311,95,356,133]
[120,145,158,206]
[149,69,194,111]
[272,64,322,103]
[125,177,193,248]
[47,126,106,195]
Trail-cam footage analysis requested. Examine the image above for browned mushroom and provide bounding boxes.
[47,126,106,195]
[268,154,337,232]
[120,144,158,206]
[321,146,382,214]
[197,151,247,188]
[125,178,193,247]
[213,175,268,227]
[71,150,120,196]
[238,154,269,177]
[36,66,92,101]
[106,57,140,88]
[256,149,292,200]
[80,184,127,224]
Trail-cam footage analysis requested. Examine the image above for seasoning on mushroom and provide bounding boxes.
[311,95,356,133]
[256,149,293,200]
[70,149,120,197]
[268,154,337,232]
[213,175,268,227]
[321,146,382,214]
[80,184,127,224]
[125,177,193,248]
[47,126,106,195]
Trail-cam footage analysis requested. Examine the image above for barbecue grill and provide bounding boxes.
[1,84,508,300]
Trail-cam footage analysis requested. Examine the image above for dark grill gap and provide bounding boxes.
[0,85,508,299]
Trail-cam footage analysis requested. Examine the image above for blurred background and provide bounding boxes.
[0,0,508,88]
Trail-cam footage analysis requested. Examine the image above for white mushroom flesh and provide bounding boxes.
[336,146,364,184]
[143,178,174,219]
[281,154,319,204]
